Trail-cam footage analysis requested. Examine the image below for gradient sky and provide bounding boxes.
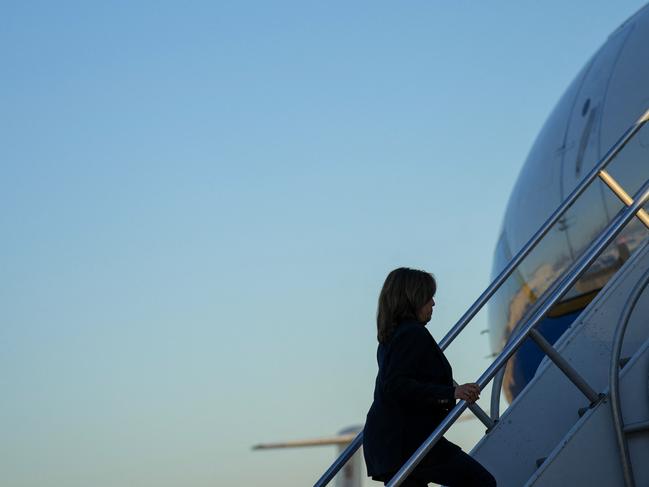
[2,2,648,486]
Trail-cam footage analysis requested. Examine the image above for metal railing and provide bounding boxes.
[610,263,649,487]
[314,107,649,487]
[387,178,649,486]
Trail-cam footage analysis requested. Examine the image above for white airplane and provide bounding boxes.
[255,3,649,485]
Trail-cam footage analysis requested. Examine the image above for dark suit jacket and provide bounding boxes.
[362,319,457,480]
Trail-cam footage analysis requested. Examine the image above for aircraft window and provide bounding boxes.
[581,98,590,117]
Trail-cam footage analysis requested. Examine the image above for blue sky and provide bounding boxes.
[2,2,647,486]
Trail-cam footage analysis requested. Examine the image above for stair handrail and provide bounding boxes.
[610,263,649,487]
[385,178,649,486]
[313,107,649,487]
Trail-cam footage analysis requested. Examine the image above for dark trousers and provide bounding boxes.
[382,440,496,487]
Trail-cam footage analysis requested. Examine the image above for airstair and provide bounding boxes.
[471,239,649,487]
[313,107,649,487]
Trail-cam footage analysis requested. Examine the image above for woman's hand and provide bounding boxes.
[454,383,480,404]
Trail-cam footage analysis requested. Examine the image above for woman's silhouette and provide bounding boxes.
[363,267,496,486]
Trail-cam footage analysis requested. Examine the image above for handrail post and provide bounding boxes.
[462,390,495,429]
[528,329,600,404]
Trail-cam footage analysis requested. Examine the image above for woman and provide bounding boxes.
[363,267,496,486]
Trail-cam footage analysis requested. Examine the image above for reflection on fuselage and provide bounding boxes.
[488,4,649,403]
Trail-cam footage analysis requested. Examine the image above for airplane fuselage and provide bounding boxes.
[489,3,649,402]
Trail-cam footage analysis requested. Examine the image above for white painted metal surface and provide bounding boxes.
[471,239,649,486]
[524,337,649,486]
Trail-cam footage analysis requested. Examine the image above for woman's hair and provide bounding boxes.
[377,267,436,343]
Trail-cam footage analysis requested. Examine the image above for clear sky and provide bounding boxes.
[2,2,647,486]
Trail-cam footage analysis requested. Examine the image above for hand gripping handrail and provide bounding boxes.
[386,179,649,486]
[313,107,649,487]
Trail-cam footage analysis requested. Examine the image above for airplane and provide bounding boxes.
[252,426,363,487]
[254,3,649,485]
